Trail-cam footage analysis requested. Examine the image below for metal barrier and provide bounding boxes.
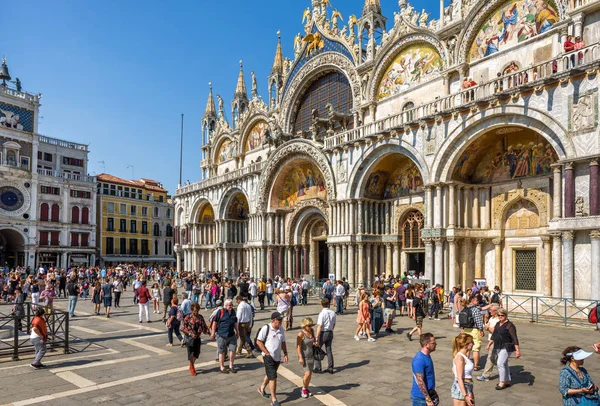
[503,294,599,328]
[0,302,69,361]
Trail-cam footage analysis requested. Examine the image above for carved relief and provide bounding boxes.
[569,89,598,135]
[492,188,548,229]
[257,140,336,212]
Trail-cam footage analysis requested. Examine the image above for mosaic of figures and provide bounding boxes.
[227,194,249,219]
[452,128,558,183]
[505,199,540,229]
[469,0,559,61]
[199,204,214,223]
[217,139,237,163]
[377,43,443,101]
[364,155,423,199]
[274,161,327,208]
[245,121,268,153]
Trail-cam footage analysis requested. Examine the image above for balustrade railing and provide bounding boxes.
[177,160,265,195]
[325,42,600,149]
[37,168,95,182]
[0,86,40,102]
[39,135,88,151]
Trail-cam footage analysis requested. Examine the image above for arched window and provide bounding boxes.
[401,210,424,249]
[81,207,89,224]
[40,203,49,221]
[51,204,60,222]
[164,240,167,255]
[154,240,159,255]
[168,241,172,255]
[153,223,160,237]
[293,71,353,138]
[154,207,159,218]
[166,224,173,237]
[166,208,171,218]
[71,206,80,224]
[402,102,415,122]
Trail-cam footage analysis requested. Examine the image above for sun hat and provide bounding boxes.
[568,349,594,361]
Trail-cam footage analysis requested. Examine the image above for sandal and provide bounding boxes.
[220,368,229,374]
[257,387,268,398]
[229,367,238,374]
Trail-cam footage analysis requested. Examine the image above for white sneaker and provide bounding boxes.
[354,335,360,341]
[453,324,459,328]
[368,337,376,342]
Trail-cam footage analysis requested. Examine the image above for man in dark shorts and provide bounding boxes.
[210,299,239,373]
[100,278,113,318]
[256,312,288,406]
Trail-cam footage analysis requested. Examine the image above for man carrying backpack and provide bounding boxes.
[460,295,485,370]
[256,312,288,406]
[210,299,239,373]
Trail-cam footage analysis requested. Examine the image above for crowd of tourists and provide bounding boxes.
[2,264,600,405]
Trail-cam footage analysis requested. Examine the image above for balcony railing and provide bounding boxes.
[325,42,600,150]
[37,169,95,183]
[39,135,88,151]
[0,85,41,102]
[176,160,265,195]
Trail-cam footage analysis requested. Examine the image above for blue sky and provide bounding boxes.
[2,0,439,194]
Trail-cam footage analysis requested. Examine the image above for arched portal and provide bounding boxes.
[398,210,425,278]
[289,205,330,281]
[0,229,25,268]
[186,200,217,274]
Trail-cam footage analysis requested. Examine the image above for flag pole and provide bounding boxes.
[179,114,184,187]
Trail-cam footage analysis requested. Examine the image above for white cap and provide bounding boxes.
[568,349,594,361]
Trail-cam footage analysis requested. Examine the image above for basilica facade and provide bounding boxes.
[174,0,600,300]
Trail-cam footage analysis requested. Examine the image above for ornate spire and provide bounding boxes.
[362,0,382,16]
[271,31,283,76]
[234,60,248,100]
[204,82,216,118]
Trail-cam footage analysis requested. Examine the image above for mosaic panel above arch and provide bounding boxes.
[468,0,559,62]
[245,120,268,153]
[271,160,328,209]
[198,204,214,223]
[452,127,558,184]
[364,154,424,200]
[226,193,249,220]
[217,139,236,163]
[376,43,443,101]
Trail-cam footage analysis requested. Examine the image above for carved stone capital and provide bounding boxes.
[590,159,599,167]
[564,162,574,171]
[590,230,600,240]
[562,231,575,241]
[549,231,562,240]
[447,236,458,244]
[492,238,503,245]
[541,236,551,244]
[422,237,433,246]
[475,238,485,245]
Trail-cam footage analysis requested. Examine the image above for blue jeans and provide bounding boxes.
[205,293,213,309]
[68,296,78,316]
[410,396,428,406]
[335,296,343,314]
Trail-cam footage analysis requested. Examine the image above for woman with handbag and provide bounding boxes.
[486,307,521,390]
[559,346,599,405]
[166,297,183,347]
[297,318,318,398]
[181,303,210,376]
[370,291,384,337]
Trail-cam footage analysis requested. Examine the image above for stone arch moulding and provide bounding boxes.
[493,189,549,229]
[369,34,448,103]
[212,133,236,164]
[394,203,425,235]
[457,0,567,65]
[257,139,337,212]
[346,139,430,199]
[431,107,573,183]
[238,114,270,154]
[0,227,28,244]
[286,202,329,246]
[279,52,360,134]
[188,196,215,224]
[217,187,251,220]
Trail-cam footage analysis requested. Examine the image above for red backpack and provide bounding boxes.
[589,304,600,324]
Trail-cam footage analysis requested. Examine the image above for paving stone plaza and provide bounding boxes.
[1,292,599,406]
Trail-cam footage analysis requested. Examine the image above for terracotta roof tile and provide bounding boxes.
[97,173,167,193]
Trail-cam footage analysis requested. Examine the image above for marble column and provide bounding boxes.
[591,231,600,301]
[350,201,356,235]
[295,246,301,279]
[590,160,599,216]
[492,238,502,289]
[373,244,379,277]
[424,238,434,281]
[449,184,456,228]
[393,243,400,273]
[456,186,462,227]
[385,243,393,275]
[303,246,309,276]
[473,188,480,229]
[461,239,471,289]
[176,251,181,274]
[564,163,575,218]
[562,231,574,298]
[357,201,364,234]
[474,239,484,279]
[357,243,365,287]
[448,238,457,288]
[348,244,356,287]
[435,185,443,228]
[278,247,284,277]
[342,244,348,279]
[463,187,470,228]
[553,166,563,219]
[366,244,373,287]
[425,186,434,228]
[542,236,552,297]
[286,247,293,278]
[335,245,342,280]
[434,238,443,285]
[328,244,335,279]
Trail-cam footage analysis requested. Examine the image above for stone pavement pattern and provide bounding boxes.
[1,292,599,406]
